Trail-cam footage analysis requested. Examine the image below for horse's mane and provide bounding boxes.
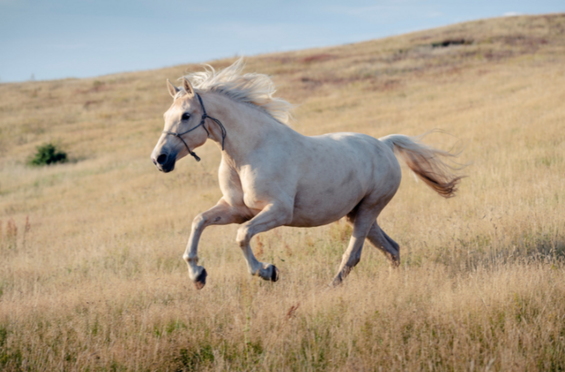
[180,58,293,125]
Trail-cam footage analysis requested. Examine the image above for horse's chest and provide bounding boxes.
[219,167,267,210]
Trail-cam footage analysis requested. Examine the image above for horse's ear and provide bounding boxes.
[182,77,195,98]
[167,79,180,98]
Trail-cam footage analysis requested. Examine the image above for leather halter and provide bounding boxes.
[162,93,227,162]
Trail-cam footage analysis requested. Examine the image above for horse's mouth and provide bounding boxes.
[158,163,175,173]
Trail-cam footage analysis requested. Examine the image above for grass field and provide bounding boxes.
[1,14,565,371]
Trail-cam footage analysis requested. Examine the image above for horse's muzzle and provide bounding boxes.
[152,153,176,173]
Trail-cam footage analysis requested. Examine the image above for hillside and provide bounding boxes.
[1,14,565,371]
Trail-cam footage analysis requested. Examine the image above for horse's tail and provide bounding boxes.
[379,133,464,198]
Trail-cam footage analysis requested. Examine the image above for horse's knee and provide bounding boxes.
[192,214,207,230]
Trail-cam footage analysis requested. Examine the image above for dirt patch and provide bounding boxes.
[299,54,336,63]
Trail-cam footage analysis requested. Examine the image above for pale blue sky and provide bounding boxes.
[1,0,563,82]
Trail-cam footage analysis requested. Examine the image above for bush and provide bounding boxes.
[29,143,67,166]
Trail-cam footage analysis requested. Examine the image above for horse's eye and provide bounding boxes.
[181,113,190,121]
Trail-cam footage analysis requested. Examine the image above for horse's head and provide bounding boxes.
[151,78,208,172]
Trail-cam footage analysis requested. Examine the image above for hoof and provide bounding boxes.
[270,265,279,282]
[329,274,343,288]
[193,268,207,290]
[389,253,400,268]
[257,265,279,282]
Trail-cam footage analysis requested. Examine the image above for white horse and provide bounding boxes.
[151,59,462,289]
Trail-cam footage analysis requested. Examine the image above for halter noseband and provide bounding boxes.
[162,93,227,162]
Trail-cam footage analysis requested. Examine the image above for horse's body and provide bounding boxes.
[151,60,462,289]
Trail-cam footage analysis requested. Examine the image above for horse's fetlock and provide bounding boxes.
[183,254,198,264]
[350,257,361,267]
[236,227,252,247]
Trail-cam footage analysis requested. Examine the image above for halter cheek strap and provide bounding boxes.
[162,93,227,162]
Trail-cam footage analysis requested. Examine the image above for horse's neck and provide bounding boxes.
[204,93,296,165]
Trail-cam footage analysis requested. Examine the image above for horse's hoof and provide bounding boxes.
[257,265,279,282]
[193,268,207,290]
[270,265,279,282]
[329,274,343,288]
[389,254,400,268]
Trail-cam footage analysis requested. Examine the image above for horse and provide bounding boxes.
[151,59,463,289]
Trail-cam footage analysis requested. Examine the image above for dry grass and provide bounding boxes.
[1,14,565,371]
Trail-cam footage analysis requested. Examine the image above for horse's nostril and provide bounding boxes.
[156,154,168,165]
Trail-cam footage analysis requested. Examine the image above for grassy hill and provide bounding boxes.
[1,14,565,371]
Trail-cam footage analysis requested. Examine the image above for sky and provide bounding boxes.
[1,0,564,83]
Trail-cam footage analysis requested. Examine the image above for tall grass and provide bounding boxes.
[0,14,564,371]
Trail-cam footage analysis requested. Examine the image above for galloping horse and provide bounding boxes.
[151,59,462,289]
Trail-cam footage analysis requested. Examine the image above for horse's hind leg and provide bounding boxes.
[331,208,377,287]
[366,223,400,267]
[345,209,400,267]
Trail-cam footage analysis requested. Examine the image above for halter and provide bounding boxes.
[162,93,227,162]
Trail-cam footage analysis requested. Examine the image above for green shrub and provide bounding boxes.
[29,143,67,166]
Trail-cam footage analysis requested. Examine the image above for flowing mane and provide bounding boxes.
[179,58,293,125]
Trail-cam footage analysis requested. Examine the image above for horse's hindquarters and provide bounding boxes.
[287,133,401,227]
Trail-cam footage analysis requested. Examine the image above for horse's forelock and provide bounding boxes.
[173,90,187,100]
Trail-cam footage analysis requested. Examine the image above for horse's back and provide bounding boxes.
[299,132,400,185]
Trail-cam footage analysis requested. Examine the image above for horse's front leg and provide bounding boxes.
[236,203,292,282]
[184,198,247,289]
